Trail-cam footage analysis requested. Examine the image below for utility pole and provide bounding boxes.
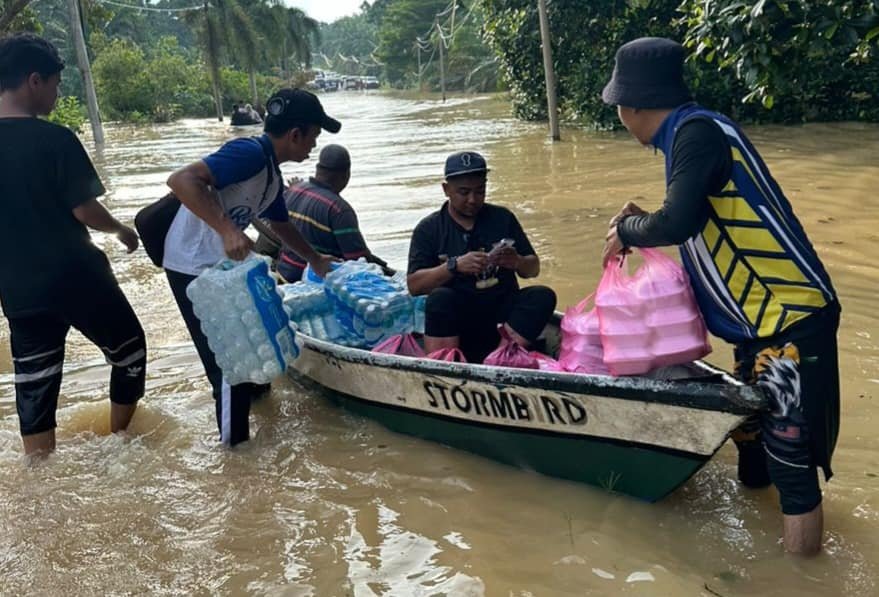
[67,0,104,145]
[537,0,560,141]
[416,43,422,92]
[436,22,446,103]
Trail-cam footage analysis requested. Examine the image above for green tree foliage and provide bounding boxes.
[0,0,42,33]
[372,0,498,91]
[483,0,680,126]
[0,0,38,33]
[376,0,449,85]
[46,96,87,132]
[317,13,380,75]
[482,0,879,127]
[88,33,280,121]
[680,0,879,120]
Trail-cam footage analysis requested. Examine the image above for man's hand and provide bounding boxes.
[602,225,628,267]
[609,200,647,227]
[287,176,303,190]
[455,251,489,276]
[222,227,254,261]
[492,247,520,270]
[309,253,340,278]
[116,225,139,253]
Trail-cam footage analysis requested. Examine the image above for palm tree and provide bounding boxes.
[244,0,320,99]
[281,6,320,75]
[183,0,259,121]
[183,0,318,120]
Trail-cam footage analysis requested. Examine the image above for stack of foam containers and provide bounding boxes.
[559,305,609,375]
[596,261,710,376]
[324,260,414,347]
[187,258,298,385]
[634,267,710,368]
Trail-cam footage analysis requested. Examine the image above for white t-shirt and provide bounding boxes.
[163,136,288,276]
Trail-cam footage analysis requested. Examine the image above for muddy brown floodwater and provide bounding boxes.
[1,93,877,596]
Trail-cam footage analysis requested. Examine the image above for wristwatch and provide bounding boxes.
[446,256,458,273]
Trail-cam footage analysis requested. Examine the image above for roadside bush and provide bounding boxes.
[46,96,87,132]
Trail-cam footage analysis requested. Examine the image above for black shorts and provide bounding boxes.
[425,285,557,362]
[7,269,146,436]
[734,304,840,515]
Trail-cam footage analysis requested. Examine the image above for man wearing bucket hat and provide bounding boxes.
[601,37,841,555]
[163,88,340,447]
[407,151,556,362]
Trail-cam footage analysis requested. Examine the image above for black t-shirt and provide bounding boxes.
[407,202,536,298]
[0,118,110,316]
[617,118,733,247]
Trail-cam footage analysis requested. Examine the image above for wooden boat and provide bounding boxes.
[288,314,766,502]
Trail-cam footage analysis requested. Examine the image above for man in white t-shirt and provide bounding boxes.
[164,88,339,446]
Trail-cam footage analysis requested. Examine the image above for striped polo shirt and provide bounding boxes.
[278,178,369,280]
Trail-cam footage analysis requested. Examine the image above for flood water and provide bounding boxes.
[1,93,877,596]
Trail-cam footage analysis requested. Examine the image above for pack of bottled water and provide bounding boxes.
[391,270,426,334]
[280,281,362,346]
[411,294,426,334]
[187,257,299,385]
[324,260,414,346]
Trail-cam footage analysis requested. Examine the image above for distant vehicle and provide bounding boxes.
[363,76,380,90]
[323,74,341,91]
[343,76,362,91]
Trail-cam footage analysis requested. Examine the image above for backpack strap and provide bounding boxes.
[255,134,280,204]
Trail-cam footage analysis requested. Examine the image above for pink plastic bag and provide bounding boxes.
[483,327,539,369]
[558,293,609,375]
[596,249,710,376]
[426,347,468,362]
[371,334,426,357]
[530,351,566,372]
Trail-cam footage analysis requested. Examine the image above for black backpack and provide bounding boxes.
[134,137,276,268]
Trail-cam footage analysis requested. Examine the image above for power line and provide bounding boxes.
[93,0,203,13]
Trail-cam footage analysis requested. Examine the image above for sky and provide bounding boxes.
[287,0,366,23]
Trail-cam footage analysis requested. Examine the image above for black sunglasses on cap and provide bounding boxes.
[265,89,342,133]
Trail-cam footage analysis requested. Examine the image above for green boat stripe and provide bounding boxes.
[333,227,360,235]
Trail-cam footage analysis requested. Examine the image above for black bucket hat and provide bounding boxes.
[602,37,693,109]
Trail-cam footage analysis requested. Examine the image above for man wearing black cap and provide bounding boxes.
[276,143,390,282]
[600,37,841,555]
[407,152,556,362]
[163,88,340,447]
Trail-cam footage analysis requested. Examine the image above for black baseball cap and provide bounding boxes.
[265,88,341,133]
[444,151,489,180]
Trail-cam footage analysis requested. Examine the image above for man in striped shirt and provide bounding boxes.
[276,144,390,282]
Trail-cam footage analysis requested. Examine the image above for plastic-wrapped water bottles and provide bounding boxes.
[280,281,327,321]
[280,280,362,346]
[412,295,426,334]
[324,260,414,347]
[187,258,299,385]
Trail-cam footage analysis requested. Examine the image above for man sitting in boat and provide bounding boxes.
[407,151,557,362]
[274,144,391,282]
[600,38,841,555]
